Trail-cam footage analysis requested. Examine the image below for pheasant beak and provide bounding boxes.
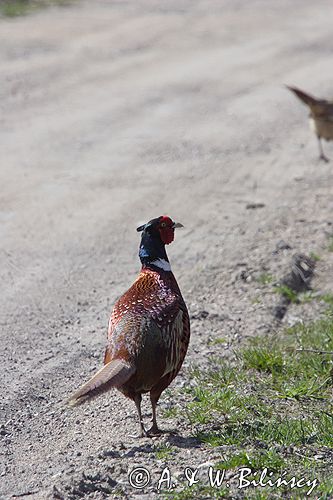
[173,222,184,229]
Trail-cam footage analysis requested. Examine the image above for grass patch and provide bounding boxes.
[0,0,32,16]
[154,443,175,461]
[274,284,299,303]
[256,273,275,285]
[320,293,333,306]
[241,345,283,374]
[309,252,321,262]
[327,237,333,252]
[217,449,285,471]
[180,313,333,498]
[0,0,73,17]
[251,295,262,305]
[208,336,227,346]
[196,412,333,447]
[162,405,178,419]
[299,290,316,303]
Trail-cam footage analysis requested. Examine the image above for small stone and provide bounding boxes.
[275,240,292,251]
[246,202,265,209]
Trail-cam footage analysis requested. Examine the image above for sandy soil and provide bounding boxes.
[1,1,333,498]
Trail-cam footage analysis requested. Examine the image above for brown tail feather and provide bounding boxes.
[286,85,318,108]
[68,360,135,406]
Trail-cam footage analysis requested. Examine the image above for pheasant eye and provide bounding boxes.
[160,222,166,228]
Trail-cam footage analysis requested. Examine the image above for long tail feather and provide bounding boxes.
[68,360,135,406]
[286,85,318,108]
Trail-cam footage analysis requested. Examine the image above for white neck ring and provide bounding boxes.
[150,258,172,271]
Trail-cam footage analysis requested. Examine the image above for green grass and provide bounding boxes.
[240,345,284,374]
[216,449,285,471]
[299,290,316,303]
[208,336,227,346]
[154,443,175,461]
[256,273,275,285]
[0,0,32,16]
[162,405,179,419]
[309,252,321,262]
[0,0,72,17]
[274,284,299,303]
[320,293,333,306]
[327,237,333,252]
[196,412,333,447]
[177,312,333,498]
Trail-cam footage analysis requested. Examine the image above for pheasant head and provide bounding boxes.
[137,216,183,270]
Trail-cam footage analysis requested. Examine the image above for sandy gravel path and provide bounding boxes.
[1,1,333,498]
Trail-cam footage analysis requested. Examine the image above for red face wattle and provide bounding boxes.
[158,216,175,245]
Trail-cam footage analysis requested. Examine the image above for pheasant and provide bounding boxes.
[69,216,190,437]
[287,85,333,162]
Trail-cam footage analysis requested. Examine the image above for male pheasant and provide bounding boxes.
[287,85,333,162]
[69,216,190,437]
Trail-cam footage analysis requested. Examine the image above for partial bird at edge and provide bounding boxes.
[286,85,333,162]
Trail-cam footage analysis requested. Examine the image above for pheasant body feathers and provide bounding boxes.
[105,268,190,397]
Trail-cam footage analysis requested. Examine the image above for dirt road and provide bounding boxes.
[1,1,333,498]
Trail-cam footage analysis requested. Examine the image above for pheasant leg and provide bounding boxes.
[147,394,162,435]
[317,136,329,162]
[132,394,147,438]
